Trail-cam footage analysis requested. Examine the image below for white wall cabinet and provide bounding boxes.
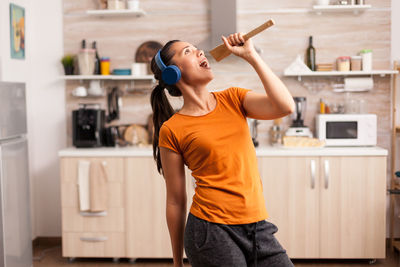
[258,156,386,259]
[60,155,386,259]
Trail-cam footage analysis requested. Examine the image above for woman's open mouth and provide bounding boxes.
[199,59,210,69]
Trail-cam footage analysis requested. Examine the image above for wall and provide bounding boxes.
[63,0,393,237]
[28,0,65,238]
[0,0,65,238]
[0,0,28,82]
[63,0,392,147]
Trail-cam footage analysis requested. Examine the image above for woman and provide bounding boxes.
[150,33,295,267]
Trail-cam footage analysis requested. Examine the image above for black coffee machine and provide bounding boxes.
[72,104,105,148]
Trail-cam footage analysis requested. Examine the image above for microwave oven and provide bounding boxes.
[315,114,377,147]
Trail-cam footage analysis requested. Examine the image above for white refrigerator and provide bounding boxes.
[0,82,33,267]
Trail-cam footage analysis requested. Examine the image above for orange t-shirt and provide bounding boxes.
[159,87,268,224]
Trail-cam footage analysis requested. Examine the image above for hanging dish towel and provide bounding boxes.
[77,160,91,211]
[89,161,108,212]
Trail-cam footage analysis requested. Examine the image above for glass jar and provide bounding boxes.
[337,56,351,71]
[269,125,283,146]
[350,56,362,71]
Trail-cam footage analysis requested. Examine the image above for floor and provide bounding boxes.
[32,238,400,267]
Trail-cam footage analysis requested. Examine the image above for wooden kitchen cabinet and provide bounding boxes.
[258,156,320,258]
[60,152,386,260]
[125,157,171,258]
[319,156,386,258]
[60,157,125,258]
[258,156,386,259]
[124,157,195,259]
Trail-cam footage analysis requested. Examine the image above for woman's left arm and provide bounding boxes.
[222,33,295,120]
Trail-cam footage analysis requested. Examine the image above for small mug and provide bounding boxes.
[72,86,87,97]
[88,80,104,96]
[131,62,148,76]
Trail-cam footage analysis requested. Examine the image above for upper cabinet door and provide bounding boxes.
[258,156,320,258]
[319,156,386,259]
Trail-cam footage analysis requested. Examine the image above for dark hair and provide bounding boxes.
[150,40,182,174]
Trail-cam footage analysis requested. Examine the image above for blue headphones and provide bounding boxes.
[155,50,181,85]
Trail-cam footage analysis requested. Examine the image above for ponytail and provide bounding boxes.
[149,40,182,174]
[150,85,175,174]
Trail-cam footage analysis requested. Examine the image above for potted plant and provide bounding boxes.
[61,54,75,75]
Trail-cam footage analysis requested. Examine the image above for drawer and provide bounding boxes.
[60,157,124,183]
[62,207,124,232]
[62,232,125,257]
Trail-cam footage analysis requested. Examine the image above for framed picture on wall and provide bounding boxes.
[9,3,25,60]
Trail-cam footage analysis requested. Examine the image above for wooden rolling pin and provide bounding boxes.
[209,19,275,62]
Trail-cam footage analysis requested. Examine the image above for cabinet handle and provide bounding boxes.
[80,211,107,217]
[324,160,330,189]
[310,160,316,189]
[80,236,108,242]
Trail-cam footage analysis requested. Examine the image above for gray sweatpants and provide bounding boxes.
[184,213,294,267]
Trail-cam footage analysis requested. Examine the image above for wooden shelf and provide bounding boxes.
[61,75,154,81]
[284,70,399,81]
[71,94,106,98]
[285,70,398,77]
[313,4,371,14]
[86,9,146,17]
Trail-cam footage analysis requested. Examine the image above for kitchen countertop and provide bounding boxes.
[58,146,388,157]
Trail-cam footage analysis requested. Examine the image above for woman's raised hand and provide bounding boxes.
[221,32,257,61]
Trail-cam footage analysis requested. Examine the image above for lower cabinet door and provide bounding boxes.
[62,232,125,257]
[258,156,320,258]
[319,156,386,259]
[125,157,172,258]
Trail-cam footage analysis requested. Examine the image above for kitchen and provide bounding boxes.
[0,0,400,266]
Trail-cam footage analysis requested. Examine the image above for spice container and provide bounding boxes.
[319,99,325,114]
[360,49,372,71]
[337,56,351,71]
[350,56,362,71]
[325,102,331,114]
[100,57,110,75]
[330,102,345,114]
